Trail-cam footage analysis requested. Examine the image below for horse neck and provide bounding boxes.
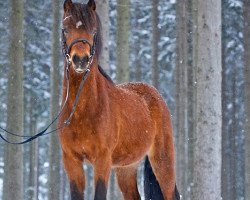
[62,59,111,110]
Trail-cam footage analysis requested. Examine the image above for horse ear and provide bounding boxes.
[64,0,73,13]
[87,0,96,10]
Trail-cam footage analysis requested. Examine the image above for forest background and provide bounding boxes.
[0,0,249,200]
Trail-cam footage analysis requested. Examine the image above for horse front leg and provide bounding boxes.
[93,150,112,200]
[63,152,85,200]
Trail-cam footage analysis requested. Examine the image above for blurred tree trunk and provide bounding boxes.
[229,70,237,200]
[116,0,130,83]
[96,0,109,72]
[186,0,197,198]
[2,0,24,199]
[134,12,142,82]
[85,165,93,200]
[135,43,142,81]
[48,0,61,199]
[27,99,38,200]
[175,0,188,199]
[192,0,222,199]
[221,2,239,199]
[61,170,69,200]
[221,2,231,198]
[28,126,38,200]
[244,0,250,199]
[108,170,122,200]
[151,0,159,88]
[113,0,130,198]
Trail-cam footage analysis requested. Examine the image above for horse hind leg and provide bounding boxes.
[147,112,179,200]
[148,143,178,200]
[115,165,141,200]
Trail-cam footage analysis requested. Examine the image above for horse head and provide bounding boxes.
[62,0,102,74]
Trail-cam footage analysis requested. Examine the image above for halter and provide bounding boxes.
[62,28,97,74]
[0,28,98,145]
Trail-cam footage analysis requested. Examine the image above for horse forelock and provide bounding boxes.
[70,3,102,58]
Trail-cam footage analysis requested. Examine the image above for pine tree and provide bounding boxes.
[3,0,24,199]
[175,0,188,198]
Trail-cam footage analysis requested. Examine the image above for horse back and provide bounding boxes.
[118,82,170,116]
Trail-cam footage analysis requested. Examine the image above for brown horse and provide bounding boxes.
[58,1,179,200]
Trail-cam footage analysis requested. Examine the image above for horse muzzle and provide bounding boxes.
[72,54,91,73]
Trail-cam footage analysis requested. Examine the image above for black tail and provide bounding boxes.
[144,156,164,200]
[175,185,180,200]
[144,157,180,200]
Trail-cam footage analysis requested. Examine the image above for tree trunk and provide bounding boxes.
[113,1,131,198]
[108,171,116,200]
[85,165,94,200]
[244,0,250,199]
[96,0,109,72]
[151,0,160,89]
[48,0,61,199]
[3,0,24,199]
[134,10,142,82]
[221,2,231,198]
[175,0,189,198]
[116,0,130,83]
[186,1,196,198]
[230,70,237,200]
[192,0,222,199]
[27,99,38,200]
[27,124,38,200]
[61,170,69,200]
[135,42,142,82]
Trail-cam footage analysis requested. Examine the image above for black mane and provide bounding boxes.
[98,65,114,84]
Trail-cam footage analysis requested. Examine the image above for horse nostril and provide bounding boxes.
[72,55,90,66]
[72,54,81,65]
[82,56,90,63]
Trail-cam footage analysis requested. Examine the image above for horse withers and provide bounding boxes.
[58,0,180,200]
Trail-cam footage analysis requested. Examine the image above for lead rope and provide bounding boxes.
[0,62,71,144]
[0,62,92,145]
[0,31,97,145]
